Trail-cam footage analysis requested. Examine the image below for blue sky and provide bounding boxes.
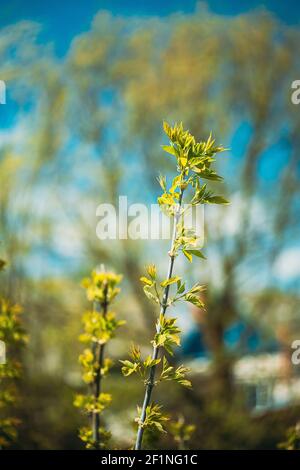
[0,0,299,56]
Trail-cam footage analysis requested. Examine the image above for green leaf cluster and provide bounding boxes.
[158,122,229,219]
[76,268,123,448]
[136,404,169,433]
[120,342,191,388]
[191,180,229,206]
[162,121,226,175]
[79,310,125,345]
[140,265,205,310]
[81,271,122,304]
[74,392,112,414]
[152,315,181,354]
[78,349,113,384]
[78,426,111,450]
[0,299,27,345]
[160,357,191,388]
[172,223,206,260]
[0,262,27,448]
[120,345,160,378]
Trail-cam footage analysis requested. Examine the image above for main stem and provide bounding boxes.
[92,284,108,448]
[134,189,184,450]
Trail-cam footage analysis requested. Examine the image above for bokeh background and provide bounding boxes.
[1,0,300,449]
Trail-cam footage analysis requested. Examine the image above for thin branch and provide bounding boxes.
[134,189,184,450]
[92,283,108,448]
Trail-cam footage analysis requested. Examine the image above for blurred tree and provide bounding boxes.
[0,6,300,448]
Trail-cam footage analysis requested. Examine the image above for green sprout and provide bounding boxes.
[121,121,229,450]
[74,267,124,449]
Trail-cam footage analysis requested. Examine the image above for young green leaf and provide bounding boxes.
[161,145,176,156]
[120,360,140,377]
[160,276,181,288]
[184,249,206,260]
[182,250,193,262]
[205,195,230,205]
[140,276,153,286]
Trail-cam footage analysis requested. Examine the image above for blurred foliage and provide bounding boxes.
[75,269,123,448]
[0,259,27,447]
[168,416,196,450]
[0,5,299,448]
[278,422,300,450]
